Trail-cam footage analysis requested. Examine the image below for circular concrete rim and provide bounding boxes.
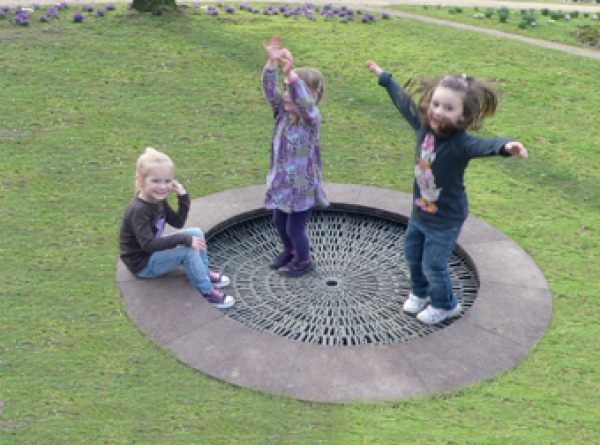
[116,183,553,403]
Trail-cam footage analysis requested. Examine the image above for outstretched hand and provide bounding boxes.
[263,35,281,62]
[365,60,383,77]
[504,142,528,158]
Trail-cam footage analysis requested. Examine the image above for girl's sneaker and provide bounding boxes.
[202,289,235,309]
[416,303,461,325]
[402,293,431,314]
[279,258,315,278]
[209,271,230,288]
[269,250,295,269]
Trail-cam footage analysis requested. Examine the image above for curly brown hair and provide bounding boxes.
[402,75,500,135]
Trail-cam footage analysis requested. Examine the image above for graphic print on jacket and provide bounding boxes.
[154,213,166,238]
[414,134,442,214]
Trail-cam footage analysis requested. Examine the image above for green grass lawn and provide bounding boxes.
[389,3,600,47]
[1,3,599,443]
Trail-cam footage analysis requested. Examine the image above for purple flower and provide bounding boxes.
[96,9,104,16]
[0,11,5,18]
[32,3,40,9]
[47,7,58,16]
[106,3,116,10]
[360,13,370,22]
[73,11,84,21]
[224,5,234,13]
[14,14,29,25]
[382,12,390,19]
[38,14,47,21]
[1,6,9,12]
[82,5,93,12]
[193,2,200,7]
[323,3,331,10]
[215,1,221,6]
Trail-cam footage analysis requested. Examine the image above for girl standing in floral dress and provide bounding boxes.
[261,35,329,277]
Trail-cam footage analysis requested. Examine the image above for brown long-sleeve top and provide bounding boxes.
[118,193,192,274]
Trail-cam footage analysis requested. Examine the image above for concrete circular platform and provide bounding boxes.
[116,183,552,403]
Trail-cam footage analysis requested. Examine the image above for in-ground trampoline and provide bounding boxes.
[116,184,552,403]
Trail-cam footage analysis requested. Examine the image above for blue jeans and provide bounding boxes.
[137,228,213,295]
[403,218,462,310]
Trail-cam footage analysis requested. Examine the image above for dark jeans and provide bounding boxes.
[403,218,462,310]
[273,209,313,262]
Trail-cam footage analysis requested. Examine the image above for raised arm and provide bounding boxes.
[279,49,320,126]
[261,35,283,116]
[366,61,420,131]
[263,35,281,70]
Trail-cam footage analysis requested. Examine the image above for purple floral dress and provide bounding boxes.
[262,67,329,213]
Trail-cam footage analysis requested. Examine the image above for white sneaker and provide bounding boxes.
[416,303,461,325]
[403,293,431,314]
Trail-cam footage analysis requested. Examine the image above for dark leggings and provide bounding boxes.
[273,209,313,262]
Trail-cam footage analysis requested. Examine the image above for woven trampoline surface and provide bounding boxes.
[209,210,478,346]
[117,184,552,403]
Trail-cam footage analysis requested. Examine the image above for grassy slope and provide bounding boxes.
[1,5,599,444]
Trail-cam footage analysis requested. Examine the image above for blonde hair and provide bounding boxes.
[134,147,174,194]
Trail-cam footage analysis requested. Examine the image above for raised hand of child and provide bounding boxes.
[263,35,281,62]
[504,142,528,158]
[277,48,294,78]
[171,180,187,196]
[365,61,383,77]
[190,236,206,251]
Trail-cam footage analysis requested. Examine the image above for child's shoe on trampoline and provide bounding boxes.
[209,271,230,288]
[402,293,431,314]
[416,303,461,325]
[269,250,295,270]
[202,289,235,309]
[279,258,315,278]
